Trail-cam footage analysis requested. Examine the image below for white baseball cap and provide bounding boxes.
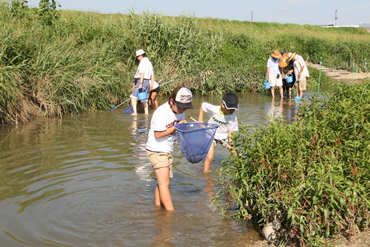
[136,49,145,57]
[175,87,193,109]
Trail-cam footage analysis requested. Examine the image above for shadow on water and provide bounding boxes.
[0,85,333,246]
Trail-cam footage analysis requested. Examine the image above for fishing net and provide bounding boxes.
[175,123,218,163]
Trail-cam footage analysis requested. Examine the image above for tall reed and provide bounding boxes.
[1,4,370,124]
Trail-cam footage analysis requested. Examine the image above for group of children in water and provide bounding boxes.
[144,86,239,211]
[130,47,311,210]
[131,49,239,210]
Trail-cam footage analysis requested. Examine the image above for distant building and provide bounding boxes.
[321,24,359,28]
[321,23,370,33]
[359,23,370,28]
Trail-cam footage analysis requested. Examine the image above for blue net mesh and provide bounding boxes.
[175,123,218,163]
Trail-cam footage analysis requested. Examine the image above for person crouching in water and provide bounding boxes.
[266,50,283,99]
[146,86,193,210]
[198,93,239,172]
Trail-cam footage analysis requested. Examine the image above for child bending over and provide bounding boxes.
[198,93,239,172]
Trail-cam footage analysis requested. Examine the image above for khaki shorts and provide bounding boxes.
[297,77,307,91]
[146,150,173,178]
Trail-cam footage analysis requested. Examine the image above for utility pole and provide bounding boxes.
[251,11,253,22]
[334,10,338,26]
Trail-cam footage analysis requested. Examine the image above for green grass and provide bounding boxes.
[0,4,370,124]
[215,81,370,246]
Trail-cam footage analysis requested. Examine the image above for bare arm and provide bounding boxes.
[132,81,135,93]
[139,73,144,89]
[154,120,187,139]
[154,127,176,139]
[298,66,304,79]
[150,74,154,91]
[198,103,204,123]
[279,66,284,78]
[226,130,234,149]
[266,67,270,80]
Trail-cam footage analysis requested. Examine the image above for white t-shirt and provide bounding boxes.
[202,102,238,140]
[134,57,154,79]
[293,55,310,79]
[267,57,281,75]
[152,80,159,90]
[146,102,185,153]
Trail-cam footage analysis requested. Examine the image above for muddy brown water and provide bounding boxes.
[0,87,331,246]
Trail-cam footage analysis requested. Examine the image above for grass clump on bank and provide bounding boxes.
[215,81,370,246]
[1,2,370,124]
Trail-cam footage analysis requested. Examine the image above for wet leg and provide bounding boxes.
[203,142,215,172]
[131,98,138,115]
[279,86,284,98]
[271,86,275,98]
[155,167,174,210]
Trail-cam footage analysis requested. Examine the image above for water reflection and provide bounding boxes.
[152,210,174,246]
[203,172,216,202]
[131,116,153,182]
[266,98,284,122]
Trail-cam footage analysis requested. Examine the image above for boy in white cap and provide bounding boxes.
[198,93,239,172]
[131,49,154,115]
[146,86,193,210]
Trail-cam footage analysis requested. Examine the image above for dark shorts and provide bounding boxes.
[283,79,294,89]
[151,87,160,94]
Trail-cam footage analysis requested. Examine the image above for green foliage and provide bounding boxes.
[0,6,369,124]
[37,0,60,26]
[10,0,28,18]
[307,65,333,87]
[215,81,370,245]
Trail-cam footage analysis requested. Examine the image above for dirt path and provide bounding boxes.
[308,62,369,82]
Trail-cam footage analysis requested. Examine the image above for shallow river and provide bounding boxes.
[0,87,330,246]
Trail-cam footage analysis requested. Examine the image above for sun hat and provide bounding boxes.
[279,56,290,68]
[136,49,145,57]
[271,50,282,59]
[287,52,296,61]
[222,93,239,110]
[175,87,193,109]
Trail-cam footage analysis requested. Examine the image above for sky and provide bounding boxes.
[25,0,370,26]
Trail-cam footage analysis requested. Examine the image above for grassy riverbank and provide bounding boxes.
[1,4,370,124]
[216,81,370,246]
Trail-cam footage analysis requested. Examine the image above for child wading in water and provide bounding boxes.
[146,86,193,210]
[198,93,239,172]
